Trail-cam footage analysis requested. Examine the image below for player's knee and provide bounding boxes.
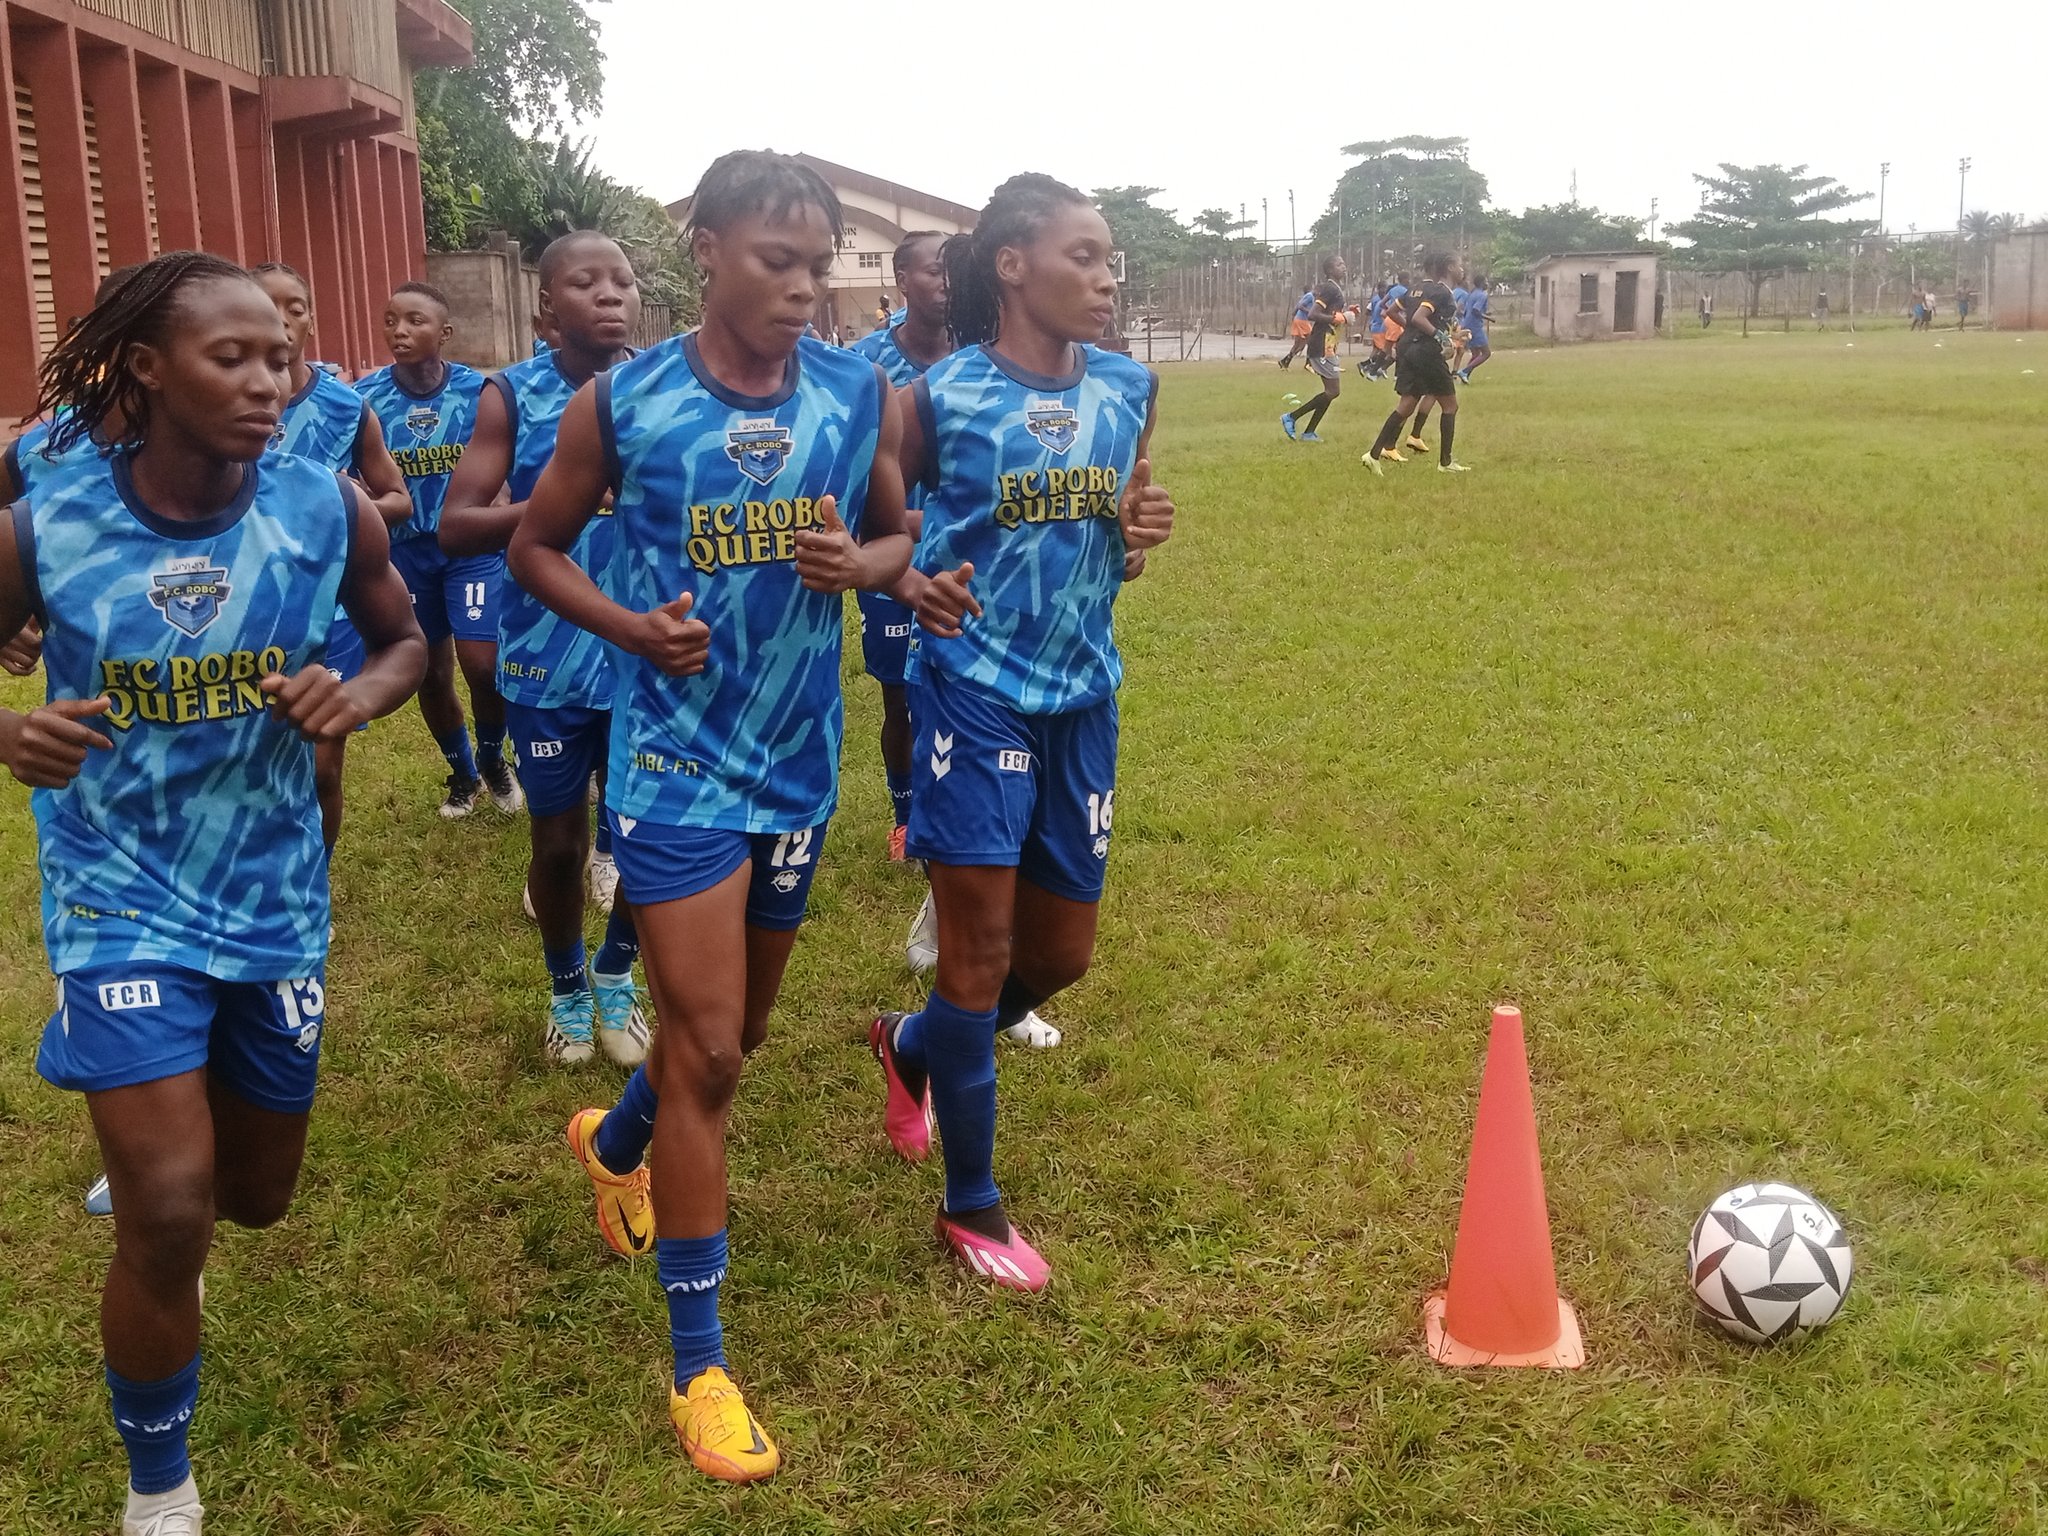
[216,1176,295,1231]
[662,1038,744,1110]
[529,814,587,877]
[115,1183,215,1289]
[423,637,457,690]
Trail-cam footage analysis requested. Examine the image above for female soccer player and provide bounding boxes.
[442,232,646,1069]
[851,229,950,862]
[358,281,520,817]
[1280,254,1347,442]
[0,250,423,1536]
[250,263,411,850]
[1364,250,1469,475]
[868,173,1174,1292]
[512,151,910,1482]
[1459,276,1493,382]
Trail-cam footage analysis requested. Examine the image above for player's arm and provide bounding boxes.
[794,367,912,594]
[440,382,519,556]
[1120,389,1172,576]
[262,484,425,740]
[0,502,111,787]
[353,408,413,529]
[509,383,708,677]
[1408,297,1440,338]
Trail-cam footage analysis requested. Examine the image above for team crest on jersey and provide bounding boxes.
[1024,398,1079,454]
[267,419,288,452]
[725,417,793,486]
[148,556,233,637]
[405,403,442,441]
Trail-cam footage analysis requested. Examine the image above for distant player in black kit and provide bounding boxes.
[1280,255,1348,443]
[1363,250,1468,475]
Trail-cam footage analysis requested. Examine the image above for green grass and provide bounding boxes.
[4,329,2048,1533]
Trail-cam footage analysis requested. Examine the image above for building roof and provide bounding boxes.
[1531,249,1664,265]
[666,153,979,228]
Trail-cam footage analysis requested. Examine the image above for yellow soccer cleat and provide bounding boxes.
[1380,448,1408,463]
[1404,435,1430,453]
[565,1108,655,1257]
[671,1367,781,1483]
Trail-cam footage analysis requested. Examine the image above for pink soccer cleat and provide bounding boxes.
[935,1206,1051,1293]
[870,1012,935,1163]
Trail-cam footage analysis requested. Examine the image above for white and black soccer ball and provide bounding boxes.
[1688,1182,1853,1345]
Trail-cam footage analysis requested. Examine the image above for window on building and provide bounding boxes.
[858,251,883,270]
[1579,273,1601,312]
[1539,275,1551,318]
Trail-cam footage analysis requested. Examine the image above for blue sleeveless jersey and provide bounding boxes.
[851,322,941,508]
[598,333,882,831]
[270,367,368,474]
[355,362,486,542]
[493,353,616,710]
[908,344,1155,715]
[16,451,352,980]
[6,415,111,499]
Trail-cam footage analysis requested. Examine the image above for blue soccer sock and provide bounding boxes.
[476,718,507,767]
[658,1232,729,1386]
[593,817,613,860]
[885,766,913,829]
[594,1065,658,1175]
[435,726,477,782]
[919,991,1002,1215]
[544,938,587,997]
[592,906,639,978]
[107,1354,200,1496]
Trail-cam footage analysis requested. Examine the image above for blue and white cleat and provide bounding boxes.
[85,1172,113,1217]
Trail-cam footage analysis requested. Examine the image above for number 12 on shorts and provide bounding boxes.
[770,829,815,868]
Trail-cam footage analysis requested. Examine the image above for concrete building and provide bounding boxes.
[666,152,975,341]
[2,0,472,415]
[1530,250,1662,342]
[1991,231,2048,330]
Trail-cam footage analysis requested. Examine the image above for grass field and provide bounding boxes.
[4,329,2047,1534]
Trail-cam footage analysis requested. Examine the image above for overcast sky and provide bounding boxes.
[586,1,2046,244]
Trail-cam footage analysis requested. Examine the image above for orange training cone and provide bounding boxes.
[1423,1005,1586,1368]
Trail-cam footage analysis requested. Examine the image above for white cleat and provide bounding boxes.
[588,853,620,913]
[905,889,938,975]
[1000,1010,1062,1049]
[123,1476,203,1536]
[520,883,537,923]
[1437,461,1471,474]
[594,971,651,1067]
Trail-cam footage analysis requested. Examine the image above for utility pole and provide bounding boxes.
[1261,197,1268,247]
[1649,197,1658,242]
[1956,156,1970,291]
[1878,161,1889,236]
[1288,188,1296,251]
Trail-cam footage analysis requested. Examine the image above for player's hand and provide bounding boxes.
[1119,458,1174,551]
[2,695,114,788]
[793,495,862,593]
[1123,548,1148,582]
[0,618,44,676]
[261,665,367,742]
[915,562,980,638]
[633,592,711,676]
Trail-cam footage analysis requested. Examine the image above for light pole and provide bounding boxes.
[1261,197,1268,247]
[1956,156,1970,290]
[1878,161,1889,236]
[1649,197,1658,242]
[1288,189,1296,250]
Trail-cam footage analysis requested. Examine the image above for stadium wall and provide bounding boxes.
[1991,234,2048,330]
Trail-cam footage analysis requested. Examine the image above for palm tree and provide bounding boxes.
[1960,209,1996,249]
[1987,212,2022,241]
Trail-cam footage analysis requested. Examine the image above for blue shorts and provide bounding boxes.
[857,590,916,686]
[325,612,365,683]
[391,536,503,646]
[505,702,609,818]
[905,666,1119,902]
[605,809,829,931]
[1466,328,1489,349]
[37,963,328,1114]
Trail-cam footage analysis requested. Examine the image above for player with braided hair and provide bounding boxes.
[0,249,424,1536]
[868,172,1175,1292]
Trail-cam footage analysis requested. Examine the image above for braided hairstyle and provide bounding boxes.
[684,151,844,252]
[942,174,1091,348]
[33,250,253,455]
[892,230,945,276]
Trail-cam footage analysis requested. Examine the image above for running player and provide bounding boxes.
[1276,285,1316,369]
[0,250,424,1536]
[1280,254,1347,442]
[869,173,1174,1293]
[1364,250,1468,475]
[851,229,950,861]
[441,232,647,1069]
[1459,277,1493,382]
[250,263,411,852]
[357,282,521,817]
[515,150,910,1483]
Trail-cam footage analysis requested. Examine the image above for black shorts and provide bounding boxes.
[1395,345,1456,399]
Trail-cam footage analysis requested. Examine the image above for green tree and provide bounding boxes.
[416,0,608,250]
[1482,203,1648,283]
[1668,163,1870,315]
[1092,186,1191,295]
[1311,136,1491,266]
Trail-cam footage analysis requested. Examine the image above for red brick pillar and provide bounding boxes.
[0,14,45,408]
[77,43,152,268]
[184,74,243,263]
[136,61,199,252]
[15,18,97,330]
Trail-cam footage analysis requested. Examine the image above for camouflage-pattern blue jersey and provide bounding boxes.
[852,324,946,480]
[6,414,111,499]
[270,366,369,473]
[15,450,353,980]
[492,353,615,710]
[907,343,1155,714]
[355,362,486,542]
[598,332,883,831]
